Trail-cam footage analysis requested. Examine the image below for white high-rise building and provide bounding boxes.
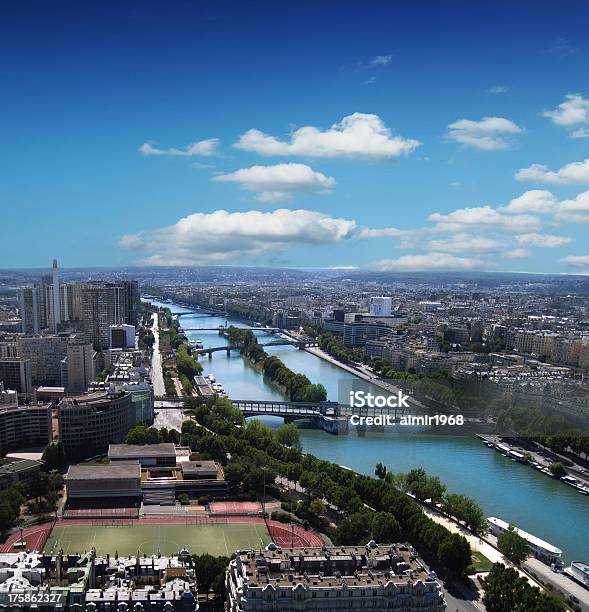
[369,296,392,317]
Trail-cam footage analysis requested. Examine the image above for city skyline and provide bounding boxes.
[2,1,589,273]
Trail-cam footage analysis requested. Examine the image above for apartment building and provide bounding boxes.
[0,403,52,454]
[0,357,33,394]
[226,543,446,611]
[57,391,134,456]
[16,334,69,386]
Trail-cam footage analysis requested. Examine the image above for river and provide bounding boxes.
[149,299,589,563]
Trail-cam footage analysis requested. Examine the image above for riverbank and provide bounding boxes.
[304,345,429,412]
[148,298,589,566]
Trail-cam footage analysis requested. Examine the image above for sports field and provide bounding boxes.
[44,522,271,556]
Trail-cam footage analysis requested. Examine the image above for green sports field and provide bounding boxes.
[44,522,271,557]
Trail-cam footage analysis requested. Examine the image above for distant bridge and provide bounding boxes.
[172,309,228,317]
[180,327,281,332]
[193,338,318,357]
[153,396,419,419]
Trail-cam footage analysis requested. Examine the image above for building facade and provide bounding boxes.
[226,543,446,611]
[16,335,69,386]
[0,403,52,454]
[0,358,33,394]
[58,391,134,456]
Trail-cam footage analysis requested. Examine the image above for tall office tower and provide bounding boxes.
[63,339,95,392]
[369,296,392,317]
[16,335,69,386]
[52,259,61,332]
[124,280,141,326]
[0,358,33,394]
[37,278,53,330]
[81,281,140,350]
[60,282,83,322]
[19,287,41,334]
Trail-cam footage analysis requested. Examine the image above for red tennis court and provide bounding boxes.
[209,501,262,515]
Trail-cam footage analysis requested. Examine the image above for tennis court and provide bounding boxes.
[44,521,271,556]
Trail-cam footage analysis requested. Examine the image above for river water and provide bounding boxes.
[151,300,589,562]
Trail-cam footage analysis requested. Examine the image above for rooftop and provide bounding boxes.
[0,458,43,475]
[109,443,176,459]
[66,463,141,481]
[488,517,562,555]
[232,543,438,589]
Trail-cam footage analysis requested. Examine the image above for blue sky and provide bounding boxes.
[2,0,589,273]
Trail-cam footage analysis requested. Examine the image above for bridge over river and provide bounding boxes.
[193,338,318,357]
[153,396,425,434]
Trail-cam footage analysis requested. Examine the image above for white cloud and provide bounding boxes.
[555,190,589,223]
[428,206,540,233]
[139,138,219,157]
[365,76,377,85]
[234,113,420,160]
[571,127,589,139]
[120,209,357,265]
[560,254,589,273]
[370,55,392,66]
[427,235,502,254]
[356,226,404,239]
[371,252,490,272]
[192,162,214,169]
[447,116,524,150]
[211,163,335,203]
[487,85,510,94]
[515,159,589,185]
[542,94,589,126]
[501,190,559,214]
[515,233,573,248]
[504,248,530,259]
[253,191,292,203]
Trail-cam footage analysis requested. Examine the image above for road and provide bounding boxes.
[151,313,165,396]
[150,312,188,432]
[524,558,589,611]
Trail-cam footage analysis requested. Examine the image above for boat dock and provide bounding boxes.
[477,434,589,495]
[193,375,215,397]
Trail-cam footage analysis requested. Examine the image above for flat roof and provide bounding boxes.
[233,544,437,589]
[67,463,141,480]
[488,517,562,555]
[0,459,43,474]
[109,443,176,458]
[181,461,217,475]
[572,562,589,575]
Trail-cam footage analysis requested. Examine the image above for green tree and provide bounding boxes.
[437,533,471,577]
[443,493,487,535]
[191,554,229,598]
[405,468,446,503]
[224,463,247,491]
[275,423,301,449]
[497,526,530,565]
[309,499,325,516]
[371,512,401,544]
[482,563,565,612]
[549,462,566,478]
[374,462,387,479]
[301,383,327,402]
[42,442,67,470]
[336,511,372,545]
